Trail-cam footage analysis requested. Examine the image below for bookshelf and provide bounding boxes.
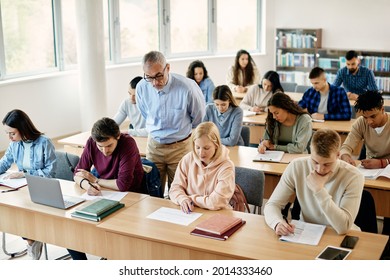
[275,28,322,86]
[317,49,390,94]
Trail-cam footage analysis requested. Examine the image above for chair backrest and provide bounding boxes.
[54,151,80,181]
[295,84,311,93]
[280,81,298,92]
[354,190,378,233]
[240,126,250,146]
[234,166,265,214]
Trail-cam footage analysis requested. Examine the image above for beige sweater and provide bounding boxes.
[264,157,364,234]
[340,113,390,159]
[239,85,272,111]
[169,145,235,210]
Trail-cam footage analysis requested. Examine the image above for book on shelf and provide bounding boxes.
[253,150,285,162]
[190,220,246,241]
[279,220,326,246]
[358,164,390,180]
[71,203,124,222]
[194,214,243,235]
[0,173,27,189]
[74,198,120,216]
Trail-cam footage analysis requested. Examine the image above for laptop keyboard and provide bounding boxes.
[64,199,76,208]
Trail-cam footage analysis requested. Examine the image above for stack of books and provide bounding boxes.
[71,198,124,222]
[190,214,246,241]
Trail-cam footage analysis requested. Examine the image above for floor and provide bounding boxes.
[0,233,101,260]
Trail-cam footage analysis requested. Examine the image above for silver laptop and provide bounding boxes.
[25,174,85,209]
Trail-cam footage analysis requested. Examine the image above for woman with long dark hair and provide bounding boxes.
[226,49,260,93]
[0,109,56,260]
[258,92,312,154]
[240,70,284,113]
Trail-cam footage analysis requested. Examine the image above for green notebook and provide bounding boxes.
[74,198,120,216]
[71,203,125,222]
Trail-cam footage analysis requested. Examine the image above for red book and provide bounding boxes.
[190,220,246,241]
[194,214,243,235]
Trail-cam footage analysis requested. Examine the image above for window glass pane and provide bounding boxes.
[119,0,158,59]
[61,0,78,66]
[170,0,208,54]
[102,0,110,61]
[1,0,55,74]
[216,0,258,53]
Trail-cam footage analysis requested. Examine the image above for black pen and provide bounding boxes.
[283,215,295,235]
[1,189,18,193]
[88,181,100,191]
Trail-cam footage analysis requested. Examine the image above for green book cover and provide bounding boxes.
[75,198,120,216]
[71,203,125,222]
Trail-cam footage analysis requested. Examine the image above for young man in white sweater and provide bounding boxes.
[264,128,364,235]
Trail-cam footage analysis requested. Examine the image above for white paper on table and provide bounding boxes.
[81,190,128,201]
[147,207,203,226]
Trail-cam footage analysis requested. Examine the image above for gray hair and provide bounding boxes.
[142,51,166,67]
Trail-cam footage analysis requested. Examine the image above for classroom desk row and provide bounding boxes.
[234,91,390,108]
[0,181,388,260]
[58,133,390,217]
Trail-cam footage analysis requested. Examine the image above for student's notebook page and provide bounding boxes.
[0,173,27,189]
[358,164,390,180]
[254,150,285,162]
[279,220,326,246]
[147,207,202,226]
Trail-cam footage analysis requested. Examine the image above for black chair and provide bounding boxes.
[354,190,378,233]
[240,126,250,147]
[235,167,265,214]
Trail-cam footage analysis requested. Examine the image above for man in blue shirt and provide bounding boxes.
[136,51,206,193]
[333,50,378,101]
[299,67,351,121]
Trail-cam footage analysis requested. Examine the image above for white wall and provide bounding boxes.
[1,0,389,151]
[274,0,390,51]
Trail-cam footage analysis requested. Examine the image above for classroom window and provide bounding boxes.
[61,0,78,66]
[169,0,208,55]
[215,0,259,53]
[0,0,56,76]
[118,0,159,61]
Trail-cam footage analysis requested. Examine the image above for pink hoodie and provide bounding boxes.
[169,145,235,210]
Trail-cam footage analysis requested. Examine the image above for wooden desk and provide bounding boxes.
[0,181,148,257]
[227,146,390,217]
[58,132,147,157]
[98,196,388,260]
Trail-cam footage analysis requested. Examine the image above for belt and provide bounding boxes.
[165,133,192,145]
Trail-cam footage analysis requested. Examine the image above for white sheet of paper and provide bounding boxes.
[279,220,326,246]
[0,172,27,189]
[147,207,202,226]
[81,190,128,201]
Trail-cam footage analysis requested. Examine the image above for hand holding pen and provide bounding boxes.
[87,181,101,196]
[275,215,295,236]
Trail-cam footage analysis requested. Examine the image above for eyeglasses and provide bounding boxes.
[144,64,167,83]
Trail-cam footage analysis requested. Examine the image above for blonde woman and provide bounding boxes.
[169,122,235,213]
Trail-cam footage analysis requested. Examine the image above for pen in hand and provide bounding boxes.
[283,215,295,235]
[88,181,100,191]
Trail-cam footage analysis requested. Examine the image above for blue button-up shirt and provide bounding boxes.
[0,135,56,177]
[199,77,215,104]
[333,66,378,94]
[298,83,352,120]
[136,73,206,144]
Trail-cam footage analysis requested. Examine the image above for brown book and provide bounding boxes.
[195,214,243,235]
[191,220,246,241]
